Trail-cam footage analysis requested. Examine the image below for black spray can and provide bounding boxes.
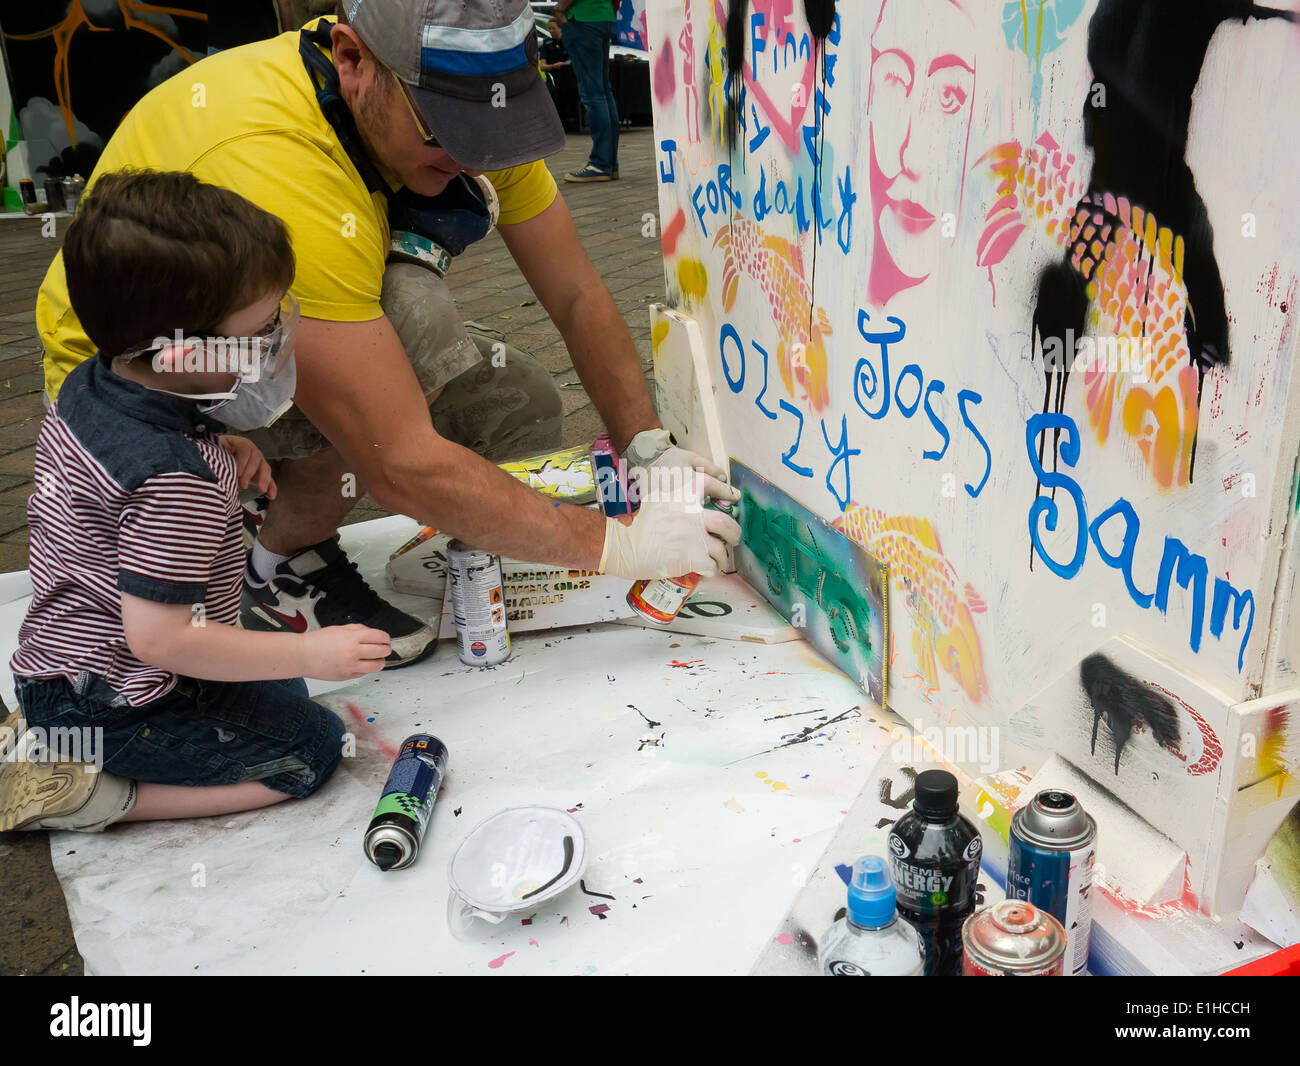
[43,178,66,213]
[888,770,983,976]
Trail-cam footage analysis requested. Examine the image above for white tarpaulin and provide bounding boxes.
[1,517,900,975]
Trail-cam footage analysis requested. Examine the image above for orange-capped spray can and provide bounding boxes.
[625,499,731,624]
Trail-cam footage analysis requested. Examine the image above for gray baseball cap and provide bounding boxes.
[346,0,566,171]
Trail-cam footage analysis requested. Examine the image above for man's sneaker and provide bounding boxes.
[241,536,437,668]
[0,710,137,832]
[564,165,615,182]
[241,493,270,553]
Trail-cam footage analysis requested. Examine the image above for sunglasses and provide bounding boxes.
[392,68,441,148]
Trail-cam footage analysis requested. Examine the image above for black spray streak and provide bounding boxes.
[1029,0,1295,569]
[803,0,835,40]
[628,703,662,729]
[579,880,616,901]
[1080,653,1181,774]
[879,766,919,810]
[724,0,749,150]
[729,706,861,763]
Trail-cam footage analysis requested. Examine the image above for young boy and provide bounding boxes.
[0,170,391,833]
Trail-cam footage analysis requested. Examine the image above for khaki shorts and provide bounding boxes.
[245,262,564,463]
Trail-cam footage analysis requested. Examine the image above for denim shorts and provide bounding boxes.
[13,672,345,799]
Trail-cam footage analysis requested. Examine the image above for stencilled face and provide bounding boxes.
[868,0,976,297]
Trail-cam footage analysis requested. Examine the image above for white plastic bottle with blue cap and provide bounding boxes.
[819,855,924,975]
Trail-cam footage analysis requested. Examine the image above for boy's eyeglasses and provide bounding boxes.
[123,292,300,383]
[392,68,441,147]
[248,291,300,380]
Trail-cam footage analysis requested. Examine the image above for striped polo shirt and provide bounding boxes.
[11,356,244,705]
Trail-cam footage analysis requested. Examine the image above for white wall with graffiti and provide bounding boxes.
[647,0,1300,916]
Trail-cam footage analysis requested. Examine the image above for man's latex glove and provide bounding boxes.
[600,471,742,579]
[625,428,728,488]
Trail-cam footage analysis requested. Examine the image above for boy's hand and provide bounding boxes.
[300,624,391,680]
[218,435,277,499]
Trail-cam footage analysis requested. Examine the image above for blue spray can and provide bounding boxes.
[1008,789,1097,976]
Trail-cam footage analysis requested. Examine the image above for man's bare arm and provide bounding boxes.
[290,313,606,566]
[498,194,660,454]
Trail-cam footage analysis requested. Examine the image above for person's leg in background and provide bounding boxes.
[563,19,617,180]
[601,23,620,177]
[432,324,564,461]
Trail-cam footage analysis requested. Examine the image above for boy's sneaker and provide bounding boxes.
[564,165,615,182]
[241,536,437,668]
[0,710,137,832]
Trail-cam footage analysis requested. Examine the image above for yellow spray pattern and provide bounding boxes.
[835,505,988,703]
[980,133,1200,488]
[714,218,832,412]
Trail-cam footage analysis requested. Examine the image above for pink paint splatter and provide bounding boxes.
[343,702,398,760]
[589,904,611,919]
[528,938,539,947]
[776,932,794,945]
[652,36,676,106]
[488,952,515,969]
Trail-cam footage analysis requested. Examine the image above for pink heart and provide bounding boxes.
[713,0,820,154]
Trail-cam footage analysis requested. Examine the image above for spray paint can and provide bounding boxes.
[1007,789,1097,976]
[43,178,66,213]
[887,769,983,976]
[364,734,449,871]
[962,900,1066,976]
[447,539,510,666]
[18,180,37,208]
[627,499,732,624]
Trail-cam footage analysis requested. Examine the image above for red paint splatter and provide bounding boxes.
[589,904,611,918]
[344,702,398,760]
[661,208,687,256]
[521,918,532,926]
[488,952,515,968]
[669,659,704,668]
[1146,682,1223,777]
[1099,863,1202,919]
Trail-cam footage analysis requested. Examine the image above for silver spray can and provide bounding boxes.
[1007,789,1097,976]
[447,539,510,666]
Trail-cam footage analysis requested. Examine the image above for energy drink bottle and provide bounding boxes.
[1008,789,1097,976]
[888,769,983,976]
[819,855,924,976]
[364,734,449,871]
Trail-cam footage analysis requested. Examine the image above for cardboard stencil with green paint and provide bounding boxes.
[729,460,888,708]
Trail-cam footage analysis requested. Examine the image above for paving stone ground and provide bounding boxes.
[0,126,667,975]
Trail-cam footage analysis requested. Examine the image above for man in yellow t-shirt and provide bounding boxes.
[35,0,740,668]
